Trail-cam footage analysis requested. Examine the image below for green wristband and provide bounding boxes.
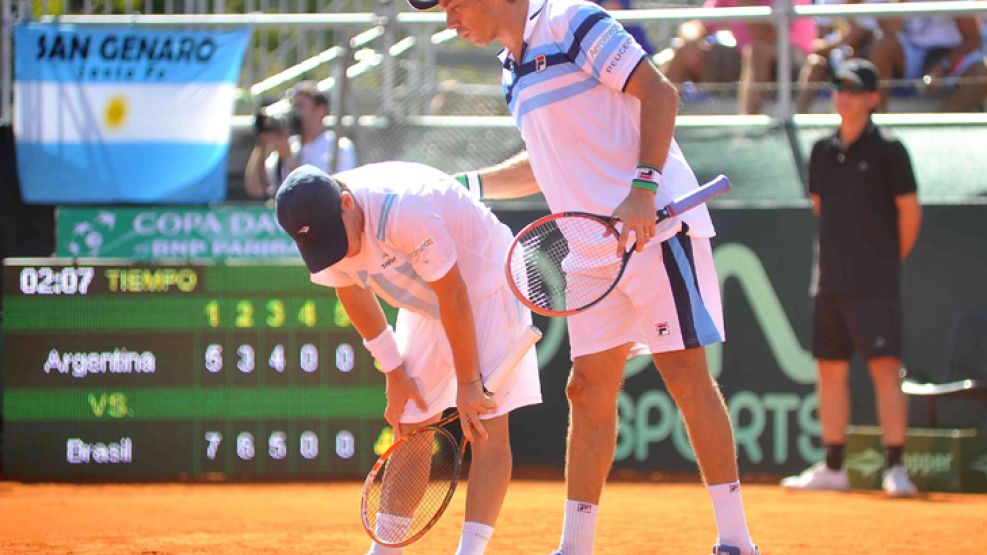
[631,179,658,193]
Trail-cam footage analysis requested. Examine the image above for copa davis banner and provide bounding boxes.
[13,23,250,204]
[56,205,300,259]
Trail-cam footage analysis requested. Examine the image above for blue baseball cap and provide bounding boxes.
[275,165,349,273]
[407,0,439,9]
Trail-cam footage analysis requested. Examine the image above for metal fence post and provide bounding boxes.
[330,34,353,173]
[378,0,397,117]
[774,0,793,121]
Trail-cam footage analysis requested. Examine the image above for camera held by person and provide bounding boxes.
[253,100,303,136]
[244,81,357,200]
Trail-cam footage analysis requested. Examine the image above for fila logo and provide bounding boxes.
[729,484,740,493]
[535,54,547,72]
[577,503,593,513]
[656,322,670,336]
[297,226,310,234]
[637,168,656,180]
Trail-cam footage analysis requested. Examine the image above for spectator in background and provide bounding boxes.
[783,59,922,498]
[737,0,817,113]
[659,2,742,91]
[869,2,987,111]
[660,0,816,114]
[595,0,655,55]
[795,0,877,113]
[244,81,357,199]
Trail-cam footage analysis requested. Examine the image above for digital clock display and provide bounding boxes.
[1,260,391,480]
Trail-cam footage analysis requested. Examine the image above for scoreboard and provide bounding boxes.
[1,259,391,480]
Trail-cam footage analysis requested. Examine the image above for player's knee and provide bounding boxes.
[471,431,512,460]
[565,371,589,405]
[654,349,713,404]
[565,370,616,408]
[663,370,717,408]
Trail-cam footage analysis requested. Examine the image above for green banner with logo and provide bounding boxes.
[56,206,299,260]
[846,426,987,492]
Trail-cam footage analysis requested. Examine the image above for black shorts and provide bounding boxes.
[812,295,902,360]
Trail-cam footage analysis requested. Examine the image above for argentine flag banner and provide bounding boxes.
[13,23,250,204]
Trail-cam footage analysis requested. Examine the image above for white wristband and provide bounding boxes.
[465,171,483,199]
[363,325,402,373]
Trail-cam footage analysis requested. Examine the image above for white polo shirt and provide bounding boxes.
[499,0,715,241]
[310,161,515,319]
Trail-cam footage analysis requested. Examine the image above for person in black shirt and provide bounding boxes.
[782,59,923,497]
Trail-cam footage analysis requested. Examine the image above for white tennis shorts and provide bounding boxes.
[566,228,725,360]
[394,286,542,424]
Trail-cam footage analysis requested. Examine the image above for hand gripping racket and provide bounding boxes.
[505,175,732,317]
[360,325,542,547]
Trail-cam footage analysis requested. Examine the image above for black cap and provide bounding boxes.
[832,58,879,93]
[275,165,349,273]
[407,0,439,10]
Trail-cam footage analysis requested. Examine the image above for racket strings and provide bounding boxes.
[364,427,460,545]
[511,216,623,312]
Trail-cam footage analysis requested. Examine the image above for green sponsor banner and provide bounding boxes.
[56,206,299,260]
[846,425,987,492]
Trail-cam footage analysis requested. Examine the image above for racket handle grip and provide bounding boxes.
[484,325,542,396]
[666,174,732,218]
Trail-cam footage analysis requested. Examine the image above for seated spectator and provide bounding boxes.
[244,81,357,199]
[795,0,877,113]
[870,2,987,112]
[595,0,655,55]
[738,0,818,114]
[661,0,816,114]
[659,12,742,92]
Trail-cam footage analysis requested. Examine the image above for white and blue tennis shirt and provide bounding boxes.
[310,161,515,320]
[499,0,715,240]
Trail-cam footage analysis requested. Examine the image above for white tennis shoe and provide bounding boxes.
[780,462,850,491]
[882,464,918,498]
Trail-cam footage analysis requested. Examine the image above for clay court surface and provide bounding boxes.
[1,480,985,554]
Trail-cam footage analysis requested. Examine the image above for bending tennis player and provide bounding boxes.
[275,163,542,555]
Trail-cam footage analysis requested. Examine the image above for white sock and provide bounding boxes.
[707,482,753,549]
[455,521,494,555]
[557,499,598,555]
[367,513,411,555]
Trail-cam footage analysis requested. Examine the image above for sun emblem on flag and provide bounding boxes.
[103,95,129,131]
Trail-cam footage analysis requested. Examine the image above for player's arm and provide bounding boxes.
[454,151,541,200]
[427,264,495,442]
[335,284,426,436]
[611,59,680,253]
[886,140,920,261]
[895,193,922,261]
[335,284,389,342]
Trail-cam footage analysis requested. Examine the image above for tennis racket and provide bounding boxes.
[505,175,732,317]
[360,324,542,548]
